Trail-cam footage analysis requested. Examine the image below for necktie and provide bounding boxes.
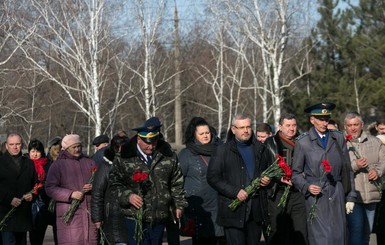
[146,155,152,168]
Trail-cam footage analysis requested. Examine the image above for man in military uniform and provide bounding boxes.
[109,117,187,245]
[291,102,356,245]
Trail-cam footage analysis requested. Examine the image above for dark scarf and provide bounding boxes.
[278,132,295,166]
[186,138,218,156]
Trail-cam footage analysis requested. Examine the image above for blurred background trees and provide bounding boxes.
[0,0,383,151]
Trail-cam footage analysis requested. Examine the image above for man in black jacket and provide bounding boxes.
[0,133,37,245]
[264,113,307,245]
[207,114,271,245]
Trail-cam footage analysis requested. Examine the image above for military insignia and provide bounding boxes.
[296,132,309,141]
[322,109,327,114]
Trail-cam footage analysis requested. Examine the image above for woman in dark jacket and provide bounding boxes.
[27,139,56,245]
[91,134,129,244]
[179,117,224,245]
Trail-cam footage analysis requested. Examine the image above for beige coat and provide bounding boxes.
[347,131,385,203]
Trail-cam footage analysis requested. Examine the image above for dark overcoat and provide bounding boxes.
[0,152,37,232]
[207,133,270,228]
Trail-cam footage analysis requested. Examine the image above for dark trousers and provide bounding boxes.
[1,231,26,245]
[125,219,164,245]
[165,219,180,245]
[267,190,307,245]
[224,218,262,245]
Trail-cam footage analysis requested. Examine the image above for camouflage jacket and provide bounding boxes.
[109,136,187,224]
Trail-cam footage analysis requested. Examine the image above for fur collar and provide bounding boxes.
[120,135,173,159]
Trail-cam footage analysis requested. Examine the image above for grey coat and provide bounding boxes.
[179,147,224,238]
[292,128,356,245]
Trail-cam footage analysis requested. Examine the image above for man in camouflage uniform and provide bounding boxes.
[109,117,187,245]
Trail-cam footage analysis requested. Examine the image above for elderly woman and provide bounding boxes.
[45,134,98,245]
[179,117,224,245]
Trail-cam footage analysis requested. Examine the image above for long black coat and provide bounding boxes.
[0,152,37,232]
[207,133,270,228]
[91,148,128,243]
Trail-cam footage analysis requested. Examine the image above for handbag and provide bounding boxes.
[180,214,196,237]
[32,197,45,225]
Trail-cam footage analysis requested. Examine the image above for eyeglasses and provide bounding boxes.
[232,125,252,130]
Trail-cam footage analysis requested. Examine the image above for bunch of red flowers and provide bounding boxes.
[229,154,287,211]
[277,156,292,208]
[132,169,150,243]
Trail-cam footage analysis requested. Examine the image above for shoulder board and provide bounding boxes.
[296,132,309,141]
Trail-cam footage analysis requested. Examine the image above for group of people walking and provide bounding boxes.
[0,102,384,245]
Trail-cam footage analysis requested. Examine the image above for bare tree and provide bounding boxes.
[209,0,313,127]
[13,0,130,138]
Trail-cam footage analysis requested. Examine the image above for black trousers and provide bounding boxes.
[267,189,307,245]
[224,218,263,245]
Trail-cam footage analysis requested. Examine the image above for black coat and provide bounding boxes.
[91,148,128,243]
[207,133,270,228]
[0,152,37,232]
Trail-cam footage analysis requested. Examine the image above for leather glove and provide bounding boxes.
[346,202,354,214]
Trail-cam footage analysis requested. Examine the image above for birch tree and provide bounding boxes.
[14,0,130,137]
[209,0,314,127]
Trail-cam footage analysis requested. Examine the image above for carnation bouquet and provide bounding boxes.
[228,154,287,211]
[0,183,43,230]
[277,156,293,208]
[308,160,331,224]
[62,166,97,223]
[131,169,151,243]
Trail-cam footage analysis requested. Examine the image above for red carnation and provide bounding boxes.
[321,160,332,173]
[345,134,353,142]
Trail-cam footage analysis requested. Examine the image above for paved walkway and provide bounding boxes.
[38,226,377,244]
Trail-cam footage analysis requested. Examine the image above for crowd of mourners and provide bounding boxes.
[0,102,385,245]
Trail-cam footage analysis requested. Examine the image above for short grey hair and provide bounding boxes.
[231,114,251,126]
[344,112,364,124]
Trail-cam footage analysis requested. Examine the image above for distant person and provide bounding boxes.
[46,134,98,245]
[47,137,61,163]
[256,123,273,143]
[375,117,385,135]
[327,119,339,130]
[179,117,224,245]
[91,134,110,166]
[0,133,37,245]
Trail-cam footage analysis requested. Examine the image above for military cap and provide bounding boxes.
[132,117,162,143]
[304,102,336,118]
[92,134,110,146]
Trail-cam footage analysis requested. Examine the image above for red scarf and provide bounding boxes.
[32,158,48,181]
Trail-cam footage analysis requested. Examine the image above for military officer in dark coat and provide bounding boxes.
[291,102,356,245]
